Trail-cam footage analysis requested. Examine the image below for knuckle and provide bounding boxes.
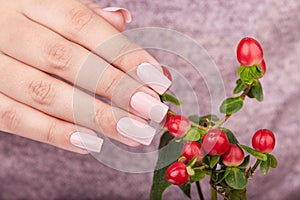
[115,44,143,69]
[45,42,72,70]
[103,73,120,96]
[94,106,112,132]
[29,80,55,105]
[0,107,20,130]
[44,121,57,144]
[68,7,94,33]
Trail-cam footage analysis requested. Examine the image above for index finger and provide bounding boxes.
[21,0,172,94]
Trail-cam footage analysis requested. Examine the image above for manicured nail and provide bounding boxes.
[70,132,103,153]
[102,7,132,23]
[131,92,168,123]
[136,63,172,95]
[117,117,156,145]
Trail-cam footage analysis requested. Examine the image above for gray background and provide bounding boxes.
[1,0,299,199]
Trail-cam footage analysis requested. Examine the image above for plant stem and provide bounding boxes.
[240,84,252,100]
[211,114,231,129]
[210,183,230,200]
[210,184,218,200]
[247,159,262,177]
[167,109,177,116]
[196,181,205,200]
[190,121,207,131]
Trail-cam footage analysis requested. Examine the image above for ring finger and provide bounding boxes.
[0,54,158,146]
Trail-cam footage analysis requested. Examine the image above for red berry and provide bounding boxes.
[166,162,189,185]
[237,37,263,66]
[221,144,244,167]
[259,59,266,74]
[252,129,275,153]
[162,66,172,81]
[163,113,173,128]
[181,141,205,161]
[167,115,191,138]
[202,129,230,155]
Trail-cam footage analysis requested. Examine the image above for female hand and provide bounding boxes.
[0,0,172,154]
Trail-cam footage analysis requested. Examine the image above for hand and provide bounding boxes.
[0,0,172,154]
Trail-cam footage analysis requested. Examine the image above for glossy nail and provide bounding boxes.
[70,132,103,152]
[102,7,132,23]
[131,91,168,123]
[116,117,156,145]
[136,63,172,94]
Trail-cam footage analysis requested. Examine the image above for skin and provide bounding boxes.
[0,0,170,154]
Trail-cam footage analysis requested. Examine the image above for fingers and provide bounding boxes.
[20,0,172,94]
[0,92,102,154]
[0,13,168,122]
[0,54,157,146]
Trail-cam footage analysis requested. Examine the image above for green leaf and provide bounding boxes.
[179,184,191,198]
[209,155,220,168]
[229,189,247,200]
[220,97,244,115]
[184,128,201,141]
[248,79,263,102]
[225,168,247,190]
[233,79,247,94]
[238,65,263,84]
[190,167,206,182]
[260,156,271,175]
[239,144,267,161]
[268,154,278,168]
[220,127,239,144]
[215,169,230,184]
[150,132,183,200]
[238,155,250,169]
[159,131,173,148]
[160,93,181,106]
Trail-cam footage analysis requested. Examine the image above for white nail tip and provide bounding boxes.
[117,117,156,145]
[130,92,168,123]
[102,7,132,23]
[70,132,103,153]
[136,63,172,95]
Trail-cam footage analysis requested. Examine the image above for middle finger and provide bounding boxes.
[0,12,168,123]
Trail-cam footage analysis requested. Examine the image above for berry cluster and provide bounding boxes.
[151,37,278,200]
[165,128,275,185]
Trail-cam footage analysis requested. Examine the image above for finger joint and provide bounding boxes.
[29,80,55,105]
[45,42,72,70]
[0,107,20,131]
[68,7,94,33]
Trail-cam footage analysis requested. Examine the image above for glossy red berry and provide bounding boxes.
[166,162,189,185]
[252,129,275,153]
[181,141,205,161]
[237,37,263,66]
[221,144,244,167]
[162,66,172,81]
[202,129,230,155]
[163,113,173,128]
[167,115,191,138]
[259,59,266,74]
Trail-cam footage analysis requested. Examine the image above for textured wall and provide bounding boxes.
[0,0,299,199]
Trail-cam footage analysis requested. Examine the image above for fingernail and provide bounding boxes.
[70,132,103,153]
[131,92,168,123]
[136,63,172,95]
[102,7,132,23]
[117,117,156,145]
